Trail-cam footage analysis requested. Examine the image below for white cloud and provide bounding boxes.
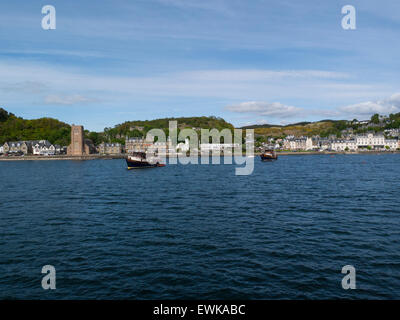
[339,93,400,117]
[225,101,303,118]
[0,60,395,113]
[0,62,365,102]
[44,94,98,105]
[227,93,400,124]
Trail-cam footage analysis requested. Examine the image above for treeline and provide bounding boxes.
[0,108,236,146]
[0,108,71,146]
[103,116,235,144]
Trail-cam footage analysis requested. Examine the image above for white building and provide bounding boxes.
[385,139,398,150]
[356,134,385,149]
[32,140,56,156]
[0,145,3,154]
[283,137,313,151]
[200,143,240,153]
[331,139,357,151]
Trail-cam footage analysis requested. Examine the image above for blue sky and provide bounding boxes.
[0,0,399,131]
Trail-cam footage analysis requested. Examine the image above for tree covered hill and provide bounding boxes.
[0,109,236,146]
[243,121,341,139]
[0,108,15,122]
[0,107,71,146]
[103,116,235,144]
[242,113,400,139]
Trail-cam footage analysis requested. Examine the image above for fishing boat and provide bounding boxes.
[260,149,278,161]
[126,151,165,169]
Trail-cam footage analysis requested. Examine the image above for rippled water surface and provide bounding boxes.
[1,154,400,299]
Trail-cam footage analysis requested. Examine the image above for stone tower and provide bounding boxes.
[68,125,85,156]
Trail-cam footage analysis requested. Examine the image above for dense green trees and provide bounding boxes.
[103,116,235,143]
[0,110,71,146]
[0,109,236,146]
[371,113,380,124]
[85,131,106,146]
[0,108,14,122]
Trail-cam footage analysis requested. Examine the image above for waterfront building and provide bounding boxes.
[54,145,67,154]
[331,139,357,151]
[125,135,175,154]
[67,125,96,156]
[32,140,56,155]
[280,133,399,152]
[283,137,313,151]
[98,142,123,155]
[125,137,154,153]
[356,133,385,150]
[317,138,332,151]
[3,141,32,154]
[200,143,240,153]
[0,145,3,154]
[385,139,398,150]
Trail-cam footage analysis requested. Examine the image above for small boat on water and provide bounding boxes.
[260,149,278,161]
[126,151,165,169]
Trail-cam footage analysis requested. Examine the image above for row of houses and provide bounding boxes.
[124,136,242,155]
[0,140,67,155]
[4,132,398,156]
[1,139,182,156]
[107,133,400,154]
[278,133,400,151]
[124,137,192,154]
[97,143,123,155]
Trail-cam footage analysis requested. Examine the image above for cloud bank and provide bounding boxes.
[339,93,400,117]
[226,101,303,118]
[226,93,400,122]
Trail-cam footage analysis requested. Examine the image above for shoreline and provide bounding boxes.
[0,154,125,161]
[275,151,400,156]
[1,151,399,161]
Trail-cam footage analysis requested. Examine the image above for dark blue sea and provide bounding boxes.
[1,154,400,299]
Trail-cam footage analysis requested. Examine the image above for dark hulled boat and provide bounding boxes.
[260,149,278,161]
[126,152,165,169]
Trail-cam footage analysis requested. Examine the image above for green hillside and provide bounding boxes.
[0,109,236,146]
[242,113,400,139]
[0,108,71,146]
[103,116,235,144]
